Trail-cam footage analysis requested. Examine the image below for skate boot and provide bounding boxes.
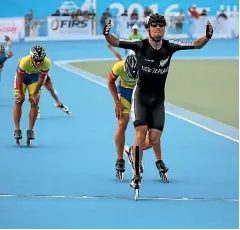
[56,103,71,115]
[26,130,35,147]
[156,160,169,183]
[14,129,22,146]
[115,159,125,182]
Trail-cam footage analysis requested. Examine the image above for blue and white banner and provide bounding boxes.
[114,15,239,40]
[47,16,93,38]
[115,16,147,39]
[115,16,191,39]
[191,16,238,39]
[0,18,25,42]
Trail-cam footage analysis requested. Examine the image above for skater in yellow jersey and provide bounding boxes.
[13,45,50,146]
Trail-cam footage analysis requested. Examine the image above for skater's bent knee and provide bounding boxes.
[15,100,24,106]
[117,117,129,131]
[29,99,39,107]
[149,137,159,145]
[148,130,161,145]
[135,127,148,144]
[14,95,25,105]
[135,126,148,135]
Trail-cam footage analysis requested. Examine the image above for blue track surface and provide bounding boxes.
[0,39,239,229]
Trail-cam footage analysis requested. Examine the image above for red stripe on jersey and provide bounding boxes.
[108,71,118,82]
[17,67,25,78]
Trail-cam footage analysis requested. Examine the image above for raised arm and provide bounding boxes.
[169,21,213,52]
[103,20,120,47]
[3,35,13,59]
[5,35,11,48]
[103,20,142,51]
[193,21,213,49]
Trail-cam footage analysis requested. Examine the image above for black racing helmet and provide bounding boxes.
[30,45,46,62]
[124,55,138,79]
[145,13,166,29]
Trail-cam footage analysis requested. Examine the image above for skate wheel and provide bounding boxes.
[26,139,32,147]
[160,172,169,183]
[120,172,124,182]
[134,189,139,201]
[16,139,21,147]
[116,171,124,182]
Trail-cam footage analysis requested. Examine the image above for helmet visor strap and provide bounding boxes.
[150,21,166,27]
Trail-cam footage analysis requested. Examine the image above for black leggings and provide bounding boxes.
[131,86,165,131]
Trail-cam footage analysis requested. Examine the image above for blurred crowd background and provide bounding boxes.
[0,0,238,42]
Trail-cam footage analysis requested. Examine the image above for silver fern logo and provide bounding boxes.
[159,57,170,67]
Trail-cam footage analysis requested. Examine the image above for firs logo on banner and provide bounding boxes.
[51,18,88,30]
